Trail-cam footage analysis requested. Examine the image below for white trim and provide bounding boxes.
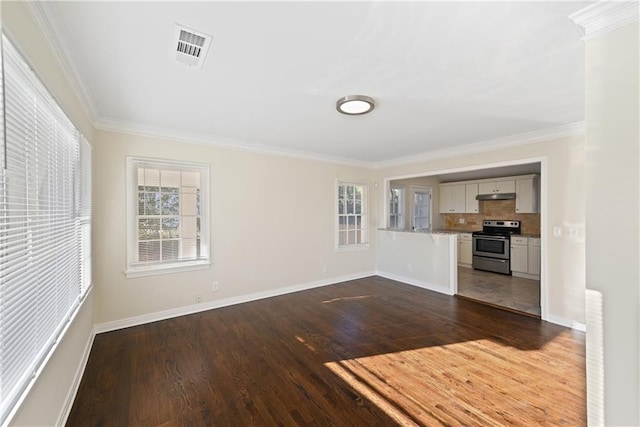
[23,2,99,121]
[57,326,96,427]
[374,122,584,169]
[125,261,211,279]
[375,271,455,296]
[95,271,376,333]
[96,117,373,168]
[569,1,639,41]
[546,314,587,331]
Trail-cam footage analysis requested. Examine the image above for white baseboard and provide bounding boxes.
[545,313,586,331]
[95,271,376,333]
[57,326,96,426]
[375,271,454,296]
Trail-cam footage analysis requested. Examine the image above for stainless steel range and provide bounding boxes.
[472,220,521,275]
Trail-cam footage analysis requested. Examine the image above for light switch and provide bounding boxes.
[570,227,579,238]
[553,226,562,237]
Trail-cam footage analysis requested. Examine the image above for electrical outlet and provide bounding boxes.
[459,218,465,224]
[407,263,413,271]
[195,294,202,303]
[211,282,219,292]
[322,265,328,273]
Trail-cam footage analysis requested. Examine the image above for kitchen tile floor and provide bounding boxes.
[457,266,541,317]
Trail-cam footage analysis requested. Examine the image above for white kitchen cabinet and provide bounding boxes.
[510,236,529,274]
[439,184,466,213]
[465,184,479,213]
[528,238,541,275]
[478,180,515,194]
[515,176,540,213]
[458,233,473,267]
[511,236,540,279]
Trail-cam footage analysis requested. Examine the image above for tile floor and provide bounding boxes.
[457,266,541,317]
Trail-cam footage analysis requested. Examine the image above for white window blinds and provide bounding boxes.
[0,34,92,424]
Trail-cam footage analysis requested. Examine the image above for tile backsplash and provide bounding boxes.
[442,200,540,235]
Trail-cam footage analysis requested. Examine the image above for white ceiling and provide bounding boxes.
[33,1,590,165]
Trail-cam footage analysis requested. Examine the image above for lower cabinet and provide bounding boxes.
[510,236,540,279]
[458,233,473,267]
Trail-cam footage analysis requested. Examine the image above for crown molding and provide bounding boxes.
[24,1,99,121]
[94,117,374,168]
[373,122,585,169]
[569,1,639,41]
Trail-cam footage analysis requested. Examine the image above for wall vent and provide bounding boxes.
[172,24,212,69]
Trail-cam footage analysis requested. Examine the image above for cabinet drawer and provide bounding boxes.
[511,236,528,245]
[459,233,473,241]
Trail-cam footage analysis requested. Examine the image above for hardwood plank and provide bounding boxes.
[67,276,585,426]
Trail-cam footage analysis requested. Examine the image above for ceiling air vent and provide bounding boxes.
[172,24,212,69]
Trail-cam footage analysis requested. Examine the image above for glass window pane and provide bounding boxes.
[139,241,160,262]
[338,185,345,199]
[181,238,197,259]
[161,218,180,238]
[339,231,347,246]
[161,170,181,192]
[182,216,198,239]
[161,193,180,215]
[138,192,145,215]
[355,186,362,200]
[144,168,160,190]
[355,201,362,215]
[161,240,179,261]
[346,185,354,199]
[139,218,160,240]
[338,200,345,215]
[347,200,354,214]
[182,171,200,187]
[145,192,160,215]
[181,193,197,215]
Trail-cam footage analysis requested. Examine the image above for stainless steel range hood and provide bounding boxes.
[475,193,516,201]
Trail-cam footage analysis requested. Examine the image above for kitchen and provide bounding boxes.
[380,162,541,318]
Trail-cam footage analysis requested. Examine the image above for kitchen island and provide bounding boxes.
[376,229,458,295]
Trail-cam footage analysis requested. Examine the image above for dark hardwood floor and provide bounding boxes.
[67,276,586,426]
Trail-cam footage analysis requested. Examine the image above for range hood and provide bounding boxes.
[476,193,516,201]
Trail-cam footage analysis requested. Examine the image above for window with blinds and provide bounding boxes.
[0,34,92,425]
[126,157,209,278]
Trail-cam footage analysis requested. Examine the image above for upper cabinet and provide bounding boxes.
[439,174,539,214]
[465,184,479,213]
[439,184,466,213]
[515,176,540,213]
[478,180,516,194]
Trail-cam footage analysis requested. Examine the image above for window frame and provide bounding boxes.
[389,185,405,230]
[411,185,432,231]
[125,156,210,278]
[335,180,369,251]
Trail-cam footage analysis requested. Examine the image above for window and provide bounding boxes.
[0,35,92,425]
[126,157,209,277]
[412,186,432,231]
[389,186,405,229]
[337,181,368,248]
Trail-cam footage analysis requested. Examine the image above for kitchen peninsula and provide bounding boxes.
[376,229,458,296]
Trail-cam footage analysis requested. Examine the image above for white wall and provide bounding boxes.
[93,130,377,325]
[2,2,96,426]
[584,21,639,426]
[375,135,586,326]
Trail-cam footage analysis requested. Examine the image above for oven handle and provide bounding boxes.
[473,235,509,242]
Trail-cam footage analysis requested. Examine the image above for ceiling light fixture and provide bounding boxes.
[336,95,375,115]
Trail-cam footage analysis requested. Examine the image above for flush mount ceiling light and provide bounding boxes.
[336,95,375,115]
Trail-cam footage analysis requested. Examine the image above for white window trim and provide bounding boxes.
[125,156,211,278]
[335,179,370,252]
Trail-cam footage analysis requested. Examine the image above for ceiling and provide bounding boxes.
[33,1,590,165]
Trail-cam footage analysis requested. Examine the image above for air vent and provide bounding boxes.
[172,24,212,69]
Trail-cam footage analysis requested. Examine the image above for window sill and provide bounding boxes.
[335,243,370,253]
[125,260,211,279]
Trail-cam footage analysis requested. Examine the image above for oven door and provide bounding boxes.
[472,235,510,260]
